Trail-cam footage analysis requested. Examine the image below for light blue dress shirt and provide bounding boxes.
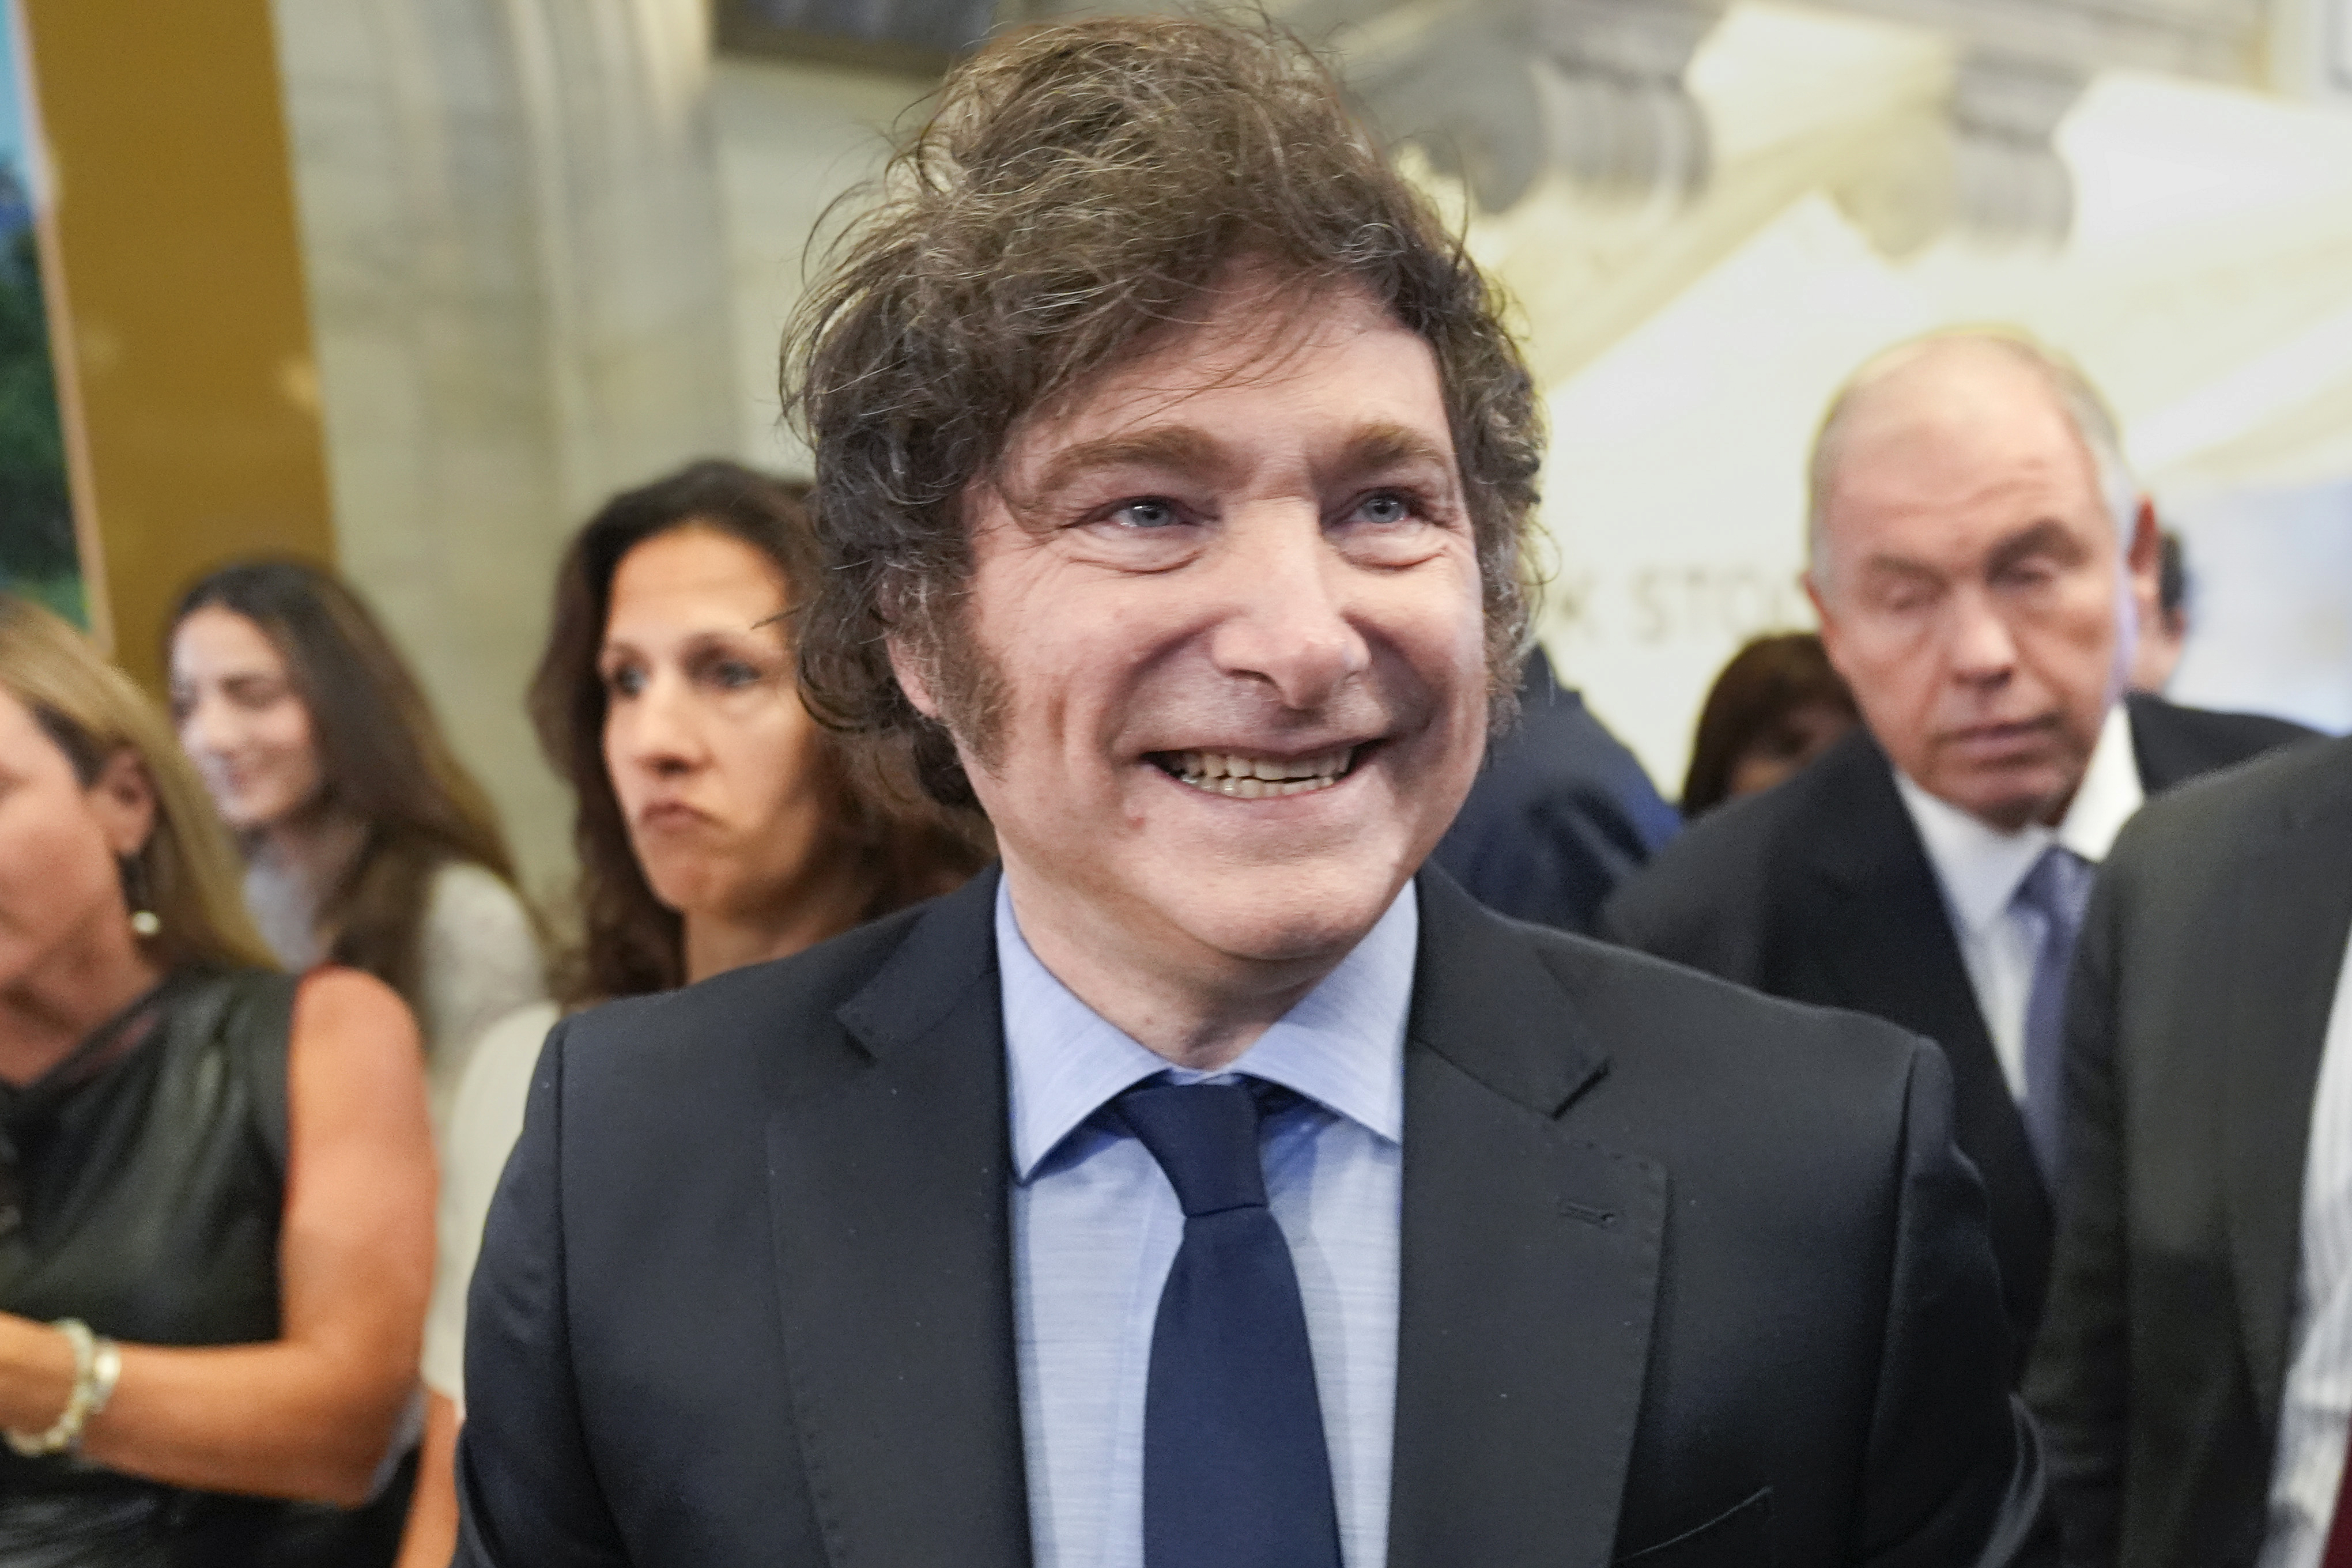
[1000,878,1413,1568]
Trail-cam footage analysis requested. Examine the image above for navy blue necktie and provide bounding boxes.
[1116,1078,1344,1568]
[2016,844,2095,1188]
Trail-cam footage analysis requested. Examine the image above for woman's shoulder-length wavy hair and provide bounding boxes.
[169,558,527,1011]
[529,459,988,1007]
[783,15,1547,811]
[1679,631,1858,818]
[1,593,275,974]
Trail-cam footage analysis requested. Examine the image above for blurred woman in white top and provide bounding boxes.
[394,460,986,1566]
[167,561,545,1127]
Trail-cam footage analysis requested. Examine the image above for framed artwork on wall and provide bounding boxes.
[715,0,998,75]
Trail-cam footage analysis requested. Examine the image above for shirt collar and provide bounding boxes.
[1893,700,2146,938]
[2056,700,2147,863]
[997,877,1415,1181]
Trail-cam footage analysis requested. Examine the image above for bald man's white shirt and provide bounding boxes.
[1893,701,2144,1097]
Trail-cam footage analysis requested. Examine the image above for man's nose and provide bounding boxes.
[1203,507,1371,711]
[1943,586,2019,686]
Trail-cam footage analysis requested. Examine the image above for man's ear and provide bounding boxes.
[1802,569,1849,679]
[88,748,159,860]
[887,636,943,721]
[2124,497,2161,592]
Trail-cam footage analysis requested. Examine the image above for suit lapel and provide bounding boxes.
[1387,871,1666,1568]
[2226,791,2352,1430]
[2125,690,2237,791]
[1800,742,2042,1216]
[764,870,1033,1568]
[2124,692,2195,791]
[1792,738,2055,1344]
[1799,738,1995,1067]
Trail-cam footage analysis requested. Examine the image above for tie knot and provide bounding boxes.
[1116,1079,1272,1218]
[2014,844,2094,924]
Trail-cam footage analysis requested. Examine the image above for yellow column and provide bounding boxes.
[20,0,333,690]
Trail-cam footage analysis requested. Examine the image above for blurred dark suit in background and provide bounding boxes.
[2030,736,2352,1568]
[1432,648,1680,934]
[1603,691,2312,1359]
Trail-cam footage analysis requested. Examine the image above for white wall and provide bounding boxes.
[1515,54,2352,790]
[277,0,739,896]
[2168,478,2352,732]
[709,55,932,477]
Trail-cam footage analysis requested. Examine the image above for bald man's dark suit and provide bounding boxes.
[453,867,2052,1567]
[1599,692,2315,1360]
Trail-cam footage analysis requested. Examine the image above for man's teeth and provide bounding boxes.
[1168,748,1355,798]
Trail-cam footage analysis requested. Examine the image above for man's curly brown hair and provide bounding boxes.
[784,14,1545,811]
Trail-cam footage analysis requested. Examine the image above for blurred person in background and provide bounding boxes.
[1604,330,2314,1365]
[2029,733,2352,1567]
[0,594,432,1565]
[2127,530,2189,693]
[392,460,986,1568]
[1678,631,1858,817]
[167,561,545,1128]
[1428,646,1679,933]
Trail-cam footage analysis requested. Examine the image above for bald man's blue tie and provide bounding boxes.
[1116,1078,1344,1568]
[2016,844,2095,1188]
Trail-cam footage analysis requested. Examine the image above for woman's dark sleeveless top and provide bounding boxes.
[0,966,408,1568]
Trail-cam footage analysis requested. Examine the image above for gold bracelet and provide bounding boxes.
[5,1318,99,1457]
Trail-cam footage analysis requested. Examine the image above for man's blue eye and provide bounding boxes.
[1359,493,1413,524]
[1116,500,1179,530]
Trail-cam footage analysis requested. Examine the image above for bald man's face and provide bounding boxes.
[1807,357,2137,831]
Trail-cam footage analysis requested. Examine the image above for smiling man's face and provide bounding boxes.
[898,274,1490,1027]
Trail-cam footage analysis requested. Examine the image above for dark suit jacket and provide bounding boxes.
[452,866,2050,1568]
[1431,648,1682,934]
[1599,694,2315,1357]
[2026,735,2352,1568]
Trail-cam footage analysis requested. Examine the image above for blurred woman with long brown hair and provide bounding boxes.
[1679,632,1859,817]
[166,561,544,1124]
[0,594,432,1564]
[395,460,986,1565]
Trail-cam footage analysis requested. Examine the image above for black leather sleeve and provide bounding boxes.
[453,1021,632,1568]
[1859,1040,2057,1568]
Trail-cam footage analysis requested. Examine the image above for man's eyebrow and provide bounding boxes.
[1328,422,1456,481]
[1025,421,1458,501]
[1854,553,1942,585]
[1030,426,1230,499]
[1984,519,2083,576]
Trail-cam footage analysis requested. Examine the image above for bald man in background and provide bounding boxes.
[1602,331,2313,1361]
